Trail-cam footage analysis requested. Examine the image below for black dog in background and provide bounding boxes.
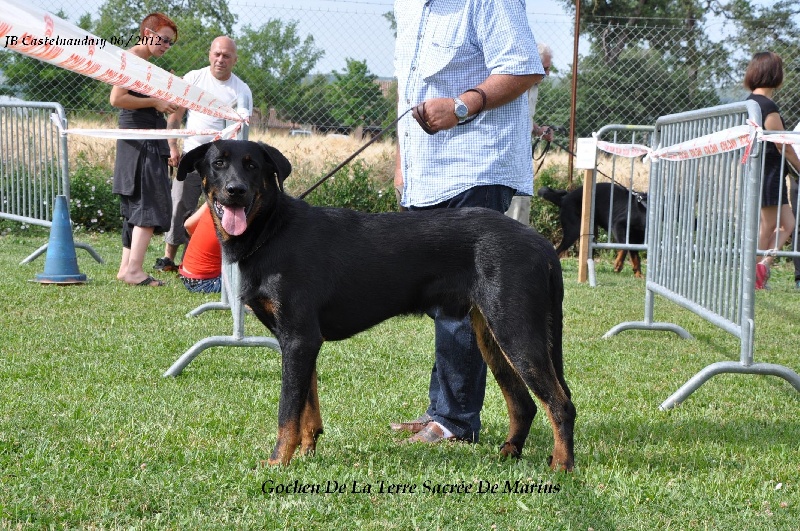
[538,182,647,277]
[176,140,576,471]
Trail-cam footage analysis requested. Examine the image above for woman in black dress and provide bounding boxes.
[111,13,179,287]
[744,51,800,289]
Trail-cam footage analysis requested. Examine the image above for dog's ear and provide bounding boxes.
[257,142,292,190]
[177,143,214,181]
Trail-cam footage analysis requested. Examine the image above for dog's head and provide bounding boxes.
[177,140,291,239]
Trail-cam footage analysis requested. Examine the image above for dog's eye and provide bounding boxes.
[213,160,225,168]
[245,161,257,169]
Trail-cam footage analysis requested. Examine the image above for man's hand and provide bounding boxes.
[168,144,181,167]
[413,97,461,133]
[533,124,554,142]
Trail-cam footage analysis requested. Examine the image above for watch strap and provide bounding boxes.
[457,87,487,126]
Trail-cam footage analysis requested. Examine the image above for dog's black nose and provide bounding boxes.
[225,182,248,197]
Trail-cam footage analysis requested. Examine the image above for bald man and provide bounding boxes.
[156,36,253,271]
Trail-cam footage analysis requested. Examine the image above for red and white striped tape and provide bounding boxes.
[49,114,242,140]
[596,122,800,164]
[1,0,246,139]
[594,141,651,159]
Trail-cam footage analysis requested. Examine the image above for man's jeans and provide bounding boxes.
[409,185,515,440]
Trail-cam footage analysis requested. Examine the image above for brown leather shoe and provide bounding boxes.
[389,414,431,433]
[405,422,461,444]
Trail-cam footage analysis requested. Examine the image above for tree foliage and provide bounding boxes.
[236,19,325,122]
[326,59,391,128]
[546,0,800,132]
[0,10,96,109]
[708,0,800,126]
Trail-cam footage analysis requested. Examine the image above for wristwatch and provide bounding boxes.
[453,96,470,121]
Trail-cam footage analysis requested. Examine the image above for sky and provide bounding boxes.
[22,0,791,78]
[23,0,573,77]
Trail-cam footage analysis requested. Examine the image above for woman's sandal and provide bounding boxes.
[134,275,164,287]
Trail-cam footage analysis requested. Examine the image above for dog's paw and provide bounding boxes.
[547,454,574,472]
[498,441,522,459]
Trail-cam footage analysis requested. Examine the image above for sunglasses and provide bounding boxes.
[147,29,174,47]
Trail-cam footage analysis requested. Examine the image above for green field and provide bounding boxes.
[1,228,798,529]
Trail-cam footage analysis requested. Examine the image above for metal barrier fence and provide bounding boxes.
[0,101,69,226]
[603,101,800,408]
[157,122,283,376]
[1,100,102,264]
[585,124,654,286]
[758,131,800,266]
[163,258,281,377]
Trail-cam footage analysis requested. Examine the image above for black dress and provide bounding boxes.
[112,91,172,234]
[747,93,789,207]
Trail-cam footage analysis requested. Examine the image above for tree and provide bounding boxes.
[548,0,747,133]
[573,47,719,137]
[0,0,238,115]
[236,19,324,122]
[0,11,97,110]
[325,59,391,128]
[708,0,800,126]
[91,0,237,77]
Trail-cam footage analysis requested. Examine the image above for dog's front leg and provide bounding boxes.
[268,338,322,466]
[299,369,324,456]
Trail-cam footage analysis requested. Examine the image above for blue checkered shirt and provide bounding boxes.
[394,0,542,207]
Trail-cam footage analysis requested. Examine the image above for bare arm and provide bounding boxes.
[764,112,800,172]
[110,85,178,114]
[414,73,541,133]
[166,106,188,166]
[184,202,209,236]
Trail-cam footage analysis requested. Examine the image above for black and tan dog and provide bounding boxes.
[538,183,647,277]
[177,140,575,471]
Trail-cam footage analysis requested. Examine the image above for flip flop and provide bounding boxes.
[134,275,164,287]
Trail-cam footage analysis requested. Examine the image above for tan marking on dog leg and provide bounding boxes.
[613,249,626,273]
[470,308,536,459]
[267,420,301,466]
[256,297,280,319]
[541,385,576,472]
[299,370,324,456]
[630,252,643,278]
[471,307,576,471]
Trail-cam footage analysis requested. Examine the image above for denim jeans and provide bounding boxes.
[180,275,222,293]
[408,185,515,441]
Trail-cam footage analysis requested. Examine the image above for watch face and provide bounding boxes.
[454,97,469,119]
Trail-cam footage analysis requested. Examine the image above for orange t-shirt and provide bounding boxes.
[178,208,222,279]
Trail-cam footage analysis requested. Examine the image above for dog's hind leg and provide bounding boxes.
[298,369,324,456]
[555,211,581,256]
[473,304,575,471]
[613,249,627,273]
[629,251,643,278]
[469,308,537,460]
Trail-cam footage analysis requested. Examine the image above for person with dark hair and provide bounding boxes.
[744,51,800,289]
[110,12,179,287]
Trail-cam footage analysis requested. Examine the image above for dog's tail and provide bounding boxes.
[537,186,568,207]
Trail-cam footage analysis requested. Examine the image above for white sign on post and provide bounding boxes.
[575,137,597,169]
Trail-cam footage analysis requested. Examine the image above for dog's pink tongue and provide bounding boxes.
[222,206,247,236]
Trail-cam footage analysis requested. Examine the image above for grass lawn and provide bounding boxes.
[1,227,798,529]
